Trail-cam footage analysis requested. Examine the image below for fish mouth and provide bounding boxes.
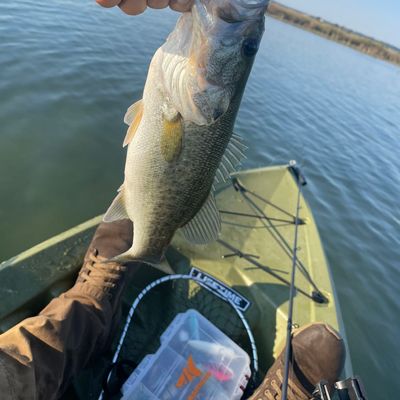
[236,0,270,9]
[212,0,269,23]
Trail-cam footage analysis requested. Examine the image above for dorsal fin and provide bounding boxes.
[103,187,129,223]
[181,193,221,244]
[123,100,143,147]
[214,133,247,184]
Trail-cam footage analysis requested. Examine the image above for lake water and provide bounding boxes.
[1,1,399,398]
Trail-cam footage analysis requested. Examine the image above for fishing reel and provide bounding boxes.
[312,377,368,400]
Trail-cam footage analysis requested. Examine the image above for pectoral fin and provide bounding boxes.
[160,113,184,162]
[123,100,143,147]
[181,193,221,244]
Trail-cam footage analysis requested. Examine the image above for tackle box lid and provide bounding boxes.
[121,309,251,400]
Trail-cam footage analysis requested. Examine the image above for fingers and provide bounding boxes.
[147,0,170,9]
[169,0,193,13]
[96,0,121,7]
[96,0,194,14]
[119,0,147,15]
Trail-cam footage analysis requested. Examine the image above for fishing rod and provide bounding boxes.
[280,162,368,400]
[281,160,307,400]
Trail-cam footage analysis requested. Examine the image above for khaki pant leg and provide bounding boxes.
[0,283,113,400]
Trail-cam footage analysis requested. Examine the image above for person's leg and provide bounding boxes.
[0,220,134,400]
[248,322,345,400]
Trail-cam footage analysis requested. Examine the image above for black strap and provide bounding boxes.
[102,359,138,399]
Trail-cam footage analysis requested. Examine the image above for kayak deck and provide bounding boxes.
[170,165,350,373]
[0,164,352,397]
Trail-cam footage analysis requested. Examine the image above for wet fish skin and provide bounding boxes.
[104,0,268,263]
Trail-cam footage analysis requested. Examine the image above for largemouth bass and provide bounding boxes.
[104,0,268,263]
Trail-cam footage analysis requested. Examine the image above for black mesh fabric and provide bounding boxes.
[119,278,252,367]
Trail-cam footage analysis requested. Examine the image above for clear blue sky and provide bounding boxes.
[277,0,400,48]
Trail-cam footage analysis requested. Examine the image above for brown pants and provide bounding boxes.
[0,282,113,400]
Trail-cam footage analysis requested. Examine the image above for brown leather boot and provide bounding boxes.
[248,323,345,400]
[73,219,135,315]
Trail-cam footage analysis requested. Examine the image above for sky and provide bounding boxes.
[278,0,400,48]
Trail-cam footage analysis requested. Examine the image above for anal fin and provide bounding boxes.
[103,188,129,223]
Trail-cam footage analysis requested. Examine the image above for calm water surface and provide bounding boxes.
[1,1,399,398]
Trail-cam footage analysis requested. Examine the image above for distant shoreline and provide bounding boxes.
[267,2,400,67]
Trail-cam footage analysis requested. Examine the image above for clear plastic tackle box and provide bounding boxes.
[121,309,251,400]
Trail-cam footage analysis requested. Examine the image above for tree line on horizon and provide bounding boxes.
[267,2,400,66]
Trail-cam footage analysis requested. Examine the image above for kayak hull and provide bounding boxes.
[0,164,352,396]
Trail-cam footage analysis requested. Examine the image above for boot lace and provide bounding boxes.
[254,368,310,400]
[79,249,127,289]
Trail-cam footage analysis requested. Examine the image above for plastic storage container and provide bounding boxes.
[121,309,251,400]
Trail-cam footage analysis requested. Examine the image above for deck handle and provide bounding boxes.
[289,160,307,186]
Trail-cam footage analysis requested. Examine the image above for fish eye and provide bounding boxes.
[242,38,259,57]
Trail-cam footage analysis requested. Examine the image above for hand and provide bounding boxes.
[96,0,193,15]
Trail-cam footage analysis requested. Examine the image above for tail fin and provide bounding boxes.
[105,248,174,274]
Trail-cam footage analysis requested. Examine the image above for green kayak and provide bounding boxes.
[0,164,352,397]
